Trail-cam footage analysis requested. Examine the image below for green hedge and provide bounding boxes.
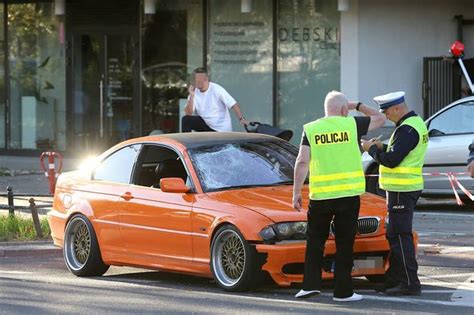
[0,214,51,241]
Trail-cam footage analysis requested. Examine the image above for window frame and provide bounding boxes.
[426,101,474,137]
[131,142,197,193]
[92,144,142,184]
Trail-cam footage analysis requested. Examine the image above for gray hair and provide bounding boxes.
[324,91,348,116]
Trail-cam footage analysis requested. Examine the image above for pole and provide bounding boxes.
[457,58,474,94]
[7,186,14,216]
[29,198,43,238]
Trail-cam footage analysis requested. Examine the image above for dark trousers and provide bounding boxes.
[385,190,421,290]
[303,196,360,298]
[181,116,216,132]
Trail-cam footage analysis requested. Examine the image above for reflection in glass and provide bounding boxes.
[278,0,340,144]
[209,0,273,131]
[72,33,134,153]
[0,3,4,148]
[94,145,141,184]
[428,102,474,134]
[141,0,203,135]
[8,3,66,149]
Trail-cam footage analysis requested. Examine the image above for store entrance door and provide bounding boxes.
[71,32,137,153]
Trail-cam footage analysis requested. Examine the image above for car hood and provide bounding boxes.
[206,185,386,222]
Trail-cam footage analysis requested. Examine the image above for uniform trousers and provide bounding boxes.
[385,190,421,291]
[302,196,360,298]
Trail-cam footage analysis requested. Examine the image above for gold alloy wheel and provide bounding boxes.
[73,223,91,264]
[65,217,91,271]
[212,229,246,287]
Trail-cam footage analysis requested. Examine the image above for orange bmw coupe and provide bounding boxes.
[48,132,391,291]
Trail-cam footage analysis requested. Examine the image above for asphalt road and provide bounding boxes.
[1,208,473,314]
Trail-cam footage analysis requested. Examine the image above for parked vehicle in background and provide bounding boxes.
[364,96,474,198]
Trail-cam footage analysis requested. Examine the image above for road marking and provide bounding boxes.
[420,272,474,280]
[418,244,474,254]
[2,272,473,309]
[451,275,474,306]
[415,212,474,218]
[418,232,467,236]
[0,270,33,275]
[357,289,456,293]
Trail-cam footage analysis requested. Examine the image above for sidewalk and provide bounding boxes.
[0,155,80,195]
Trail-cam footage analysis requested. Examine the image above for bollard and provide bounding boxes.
[29,198,43,238]
[7,186,14,216]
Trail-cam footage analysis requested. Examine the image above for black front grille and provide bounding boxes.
[330,217,379,236]
[357,217,379,235]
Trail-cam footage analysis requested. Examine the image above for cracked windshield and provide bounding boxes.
[189,141,298,192]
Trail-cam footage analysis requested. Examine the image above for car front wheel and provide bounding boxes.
[211,224,258,291]
[64,214,109,277]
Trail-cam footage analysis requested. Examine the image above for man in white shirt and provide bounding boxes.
[182,67,249,132]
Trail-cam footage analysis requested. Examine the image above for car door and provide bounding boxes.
[118,144,195,269]
[88,144,141,257]
[424,100,474,194]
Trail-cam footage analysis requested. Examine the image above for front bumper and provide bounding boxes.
[256,235,390,287]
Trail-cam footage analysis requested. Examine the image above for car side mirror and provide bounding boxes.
[428,129,445,137]
[160,178,190,193]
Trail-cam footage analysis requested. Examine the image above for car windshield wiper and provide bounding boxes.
[271,180,294,185]
[208,180,297,192]
[208,184,265,192]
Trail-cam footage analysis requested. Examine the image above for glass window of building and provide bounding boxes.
[278,0,340,143]
[209,0,273,131]
[8,2,66,150]
[0,3,4,148]
[141,0,203,135]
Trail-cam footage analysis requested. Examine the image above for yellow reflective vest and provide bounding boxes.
[379,116,428,192]
[303,116,365,200]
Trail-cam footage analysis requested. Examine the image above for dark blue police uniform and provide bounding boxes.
[368,111,422,295]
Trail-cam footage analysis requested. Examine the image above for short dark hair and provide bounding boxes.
[193,67,208,75]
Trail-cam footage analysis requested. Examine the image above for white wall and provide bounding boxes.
[341,0,474,115]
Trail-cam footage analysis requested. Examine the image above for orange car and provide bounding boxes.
[48,132,392,291]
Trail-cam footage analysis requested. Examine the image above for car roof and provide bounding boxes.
[148,132,287,149]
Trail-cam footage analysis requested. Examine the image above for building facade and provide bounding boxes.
[0,0,472,155]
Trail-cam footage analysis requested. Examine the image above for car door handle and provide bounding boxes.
[120,192,134,201]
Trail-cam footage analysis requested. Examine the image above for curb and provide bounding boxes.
[0,240,62,258]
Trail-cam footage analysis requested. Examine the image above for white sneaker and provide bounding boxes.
[333,293,364,302]
[295,289,321,299]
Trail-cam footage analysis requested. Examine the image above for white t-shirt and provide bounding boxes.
[193,82,236,132]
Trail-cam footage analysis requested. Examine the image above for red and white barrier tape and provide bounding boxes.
[366,172,473,206]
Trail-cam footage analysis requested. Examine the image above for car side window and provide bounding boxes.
[93,145,141,184]
[132,145,190,189]
[428,101,474,135]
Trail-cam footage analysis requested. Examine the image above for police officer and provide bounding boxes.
[361,91,428,296]
[293,91,386,302]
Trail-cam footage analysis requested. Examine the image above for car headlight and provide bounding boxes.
[259,222,307,241]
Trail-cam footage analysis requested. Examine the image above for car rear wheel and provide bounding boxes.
[211,225,258,291]
[64,214,109,277]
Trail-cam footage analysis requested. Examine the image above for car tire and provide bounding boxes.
[365,274,387,283]
[210,224,258,291]
[366,165,385,197]
[63,214,109,277]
